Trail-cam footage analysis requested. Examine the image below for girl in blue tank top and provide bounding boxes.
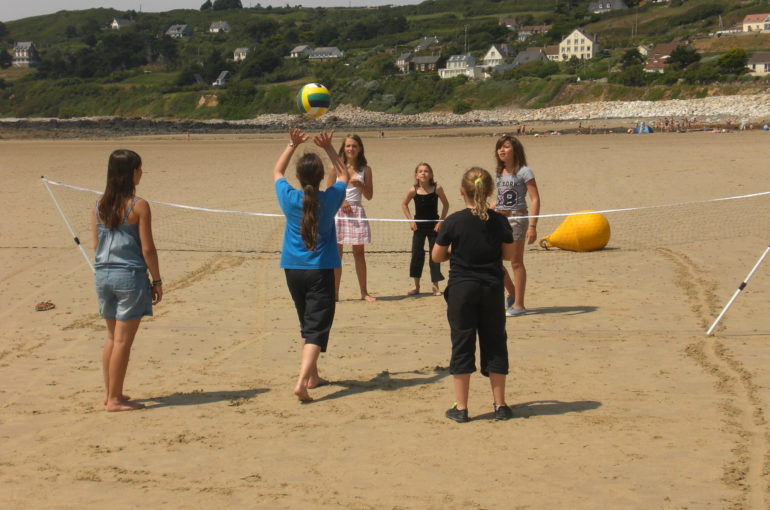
[91,149,163,412]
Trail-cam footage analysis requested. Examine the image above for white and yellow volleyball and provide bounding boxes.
[297,83,331,118]
[539,210,611,252]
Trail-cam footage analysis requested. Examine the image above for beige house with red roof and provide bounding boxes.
[743,13,770,32]
[643,42,682,73]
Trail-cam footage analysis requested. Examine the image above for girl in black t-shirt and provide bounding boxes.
[432,167,515,423]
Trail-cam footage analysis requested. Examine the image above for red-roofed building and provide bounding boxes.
[743,13,770,32]
[643,42,682,73]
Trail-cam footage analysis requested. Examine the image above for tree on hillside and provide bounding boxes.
[717,49,748,75]
[213,0,242,10]
[201,0,213,10]
[0,46,11,69]
[0,21,8,41]
[668,46,700,70]
[620,48,644,69]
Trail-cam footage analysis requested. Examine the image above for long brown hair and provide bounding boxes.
[338,134,367,169]
[494,134,527,176]
[99,149,141,230]
[461,167,494,221]
[296,153,325,251]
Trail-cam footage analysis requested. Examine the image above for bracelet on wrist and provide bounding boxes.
[288,142,295,147]
[529,225,537,229]
[151,280,163,286]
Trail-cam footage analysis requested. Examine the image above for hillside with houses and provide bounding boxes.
[1,0,769,120]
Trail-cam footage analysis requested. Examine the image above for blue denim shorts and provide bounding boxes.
[95,268,153,321]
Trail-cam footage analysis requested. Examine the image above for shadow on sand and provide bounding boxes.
[526,305,598,316]
[308,368,449,403]
[136,388,268,409]
[473,399,602,422]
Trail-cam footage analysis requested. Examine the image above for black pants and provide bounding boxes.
[284,269,336,352]
[445,279,508,377]
[409,228,444,283]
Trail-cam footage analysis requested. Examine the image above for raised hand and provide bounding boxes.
[313,129,335,150]
[289,127,309,146]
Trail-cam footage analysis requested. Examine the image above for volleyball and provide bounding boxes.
[297,83,331,118]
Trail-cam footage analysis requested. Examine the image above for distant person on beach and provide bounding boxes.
[432,167,514,422]
[326,134,376,302]
[91,149,163,412]
[274,128,349,402]
[401,162,449,296]
[492,134,541,317]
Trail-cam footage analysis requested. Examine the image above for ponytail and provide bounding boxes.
[461,167,494,221]
[296,153,325,251]
[301,184,320,251]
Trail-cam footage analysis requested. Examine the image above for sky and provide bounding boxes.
[1,0,423,22]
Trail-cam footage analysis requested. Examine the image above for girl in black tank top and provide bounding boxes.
[400,162,450,296]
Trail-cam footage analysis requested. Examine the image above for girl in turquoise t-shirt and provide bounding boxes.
[273,128,348,402]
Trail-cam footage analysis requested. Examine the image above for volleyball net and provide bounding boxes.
[42,177,770,262]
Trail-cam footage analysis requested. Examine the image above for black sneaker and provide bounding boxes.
[445,404,470,423]
[494,404,513,421]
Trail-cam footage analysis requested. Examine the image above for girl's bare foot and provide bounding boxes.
[362,294,376,302]
[307,377,330,389]
[406,287,419,296]
[103,394,131,406]
[293,384,313,402]
[105,400,145,412]
[432,284,442,296]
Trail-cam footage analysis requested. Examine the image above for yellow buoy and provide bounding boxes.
[539,210,610,252]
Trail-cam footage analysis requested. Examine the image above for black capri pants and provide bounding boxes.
[445,278,508,377]
[284,268,336,352]
[409,228,444,283]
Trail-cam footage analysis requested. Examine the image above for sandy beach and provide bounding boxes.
[2,127,770,509]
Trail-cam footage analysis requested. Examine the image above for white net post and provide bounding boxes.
[706,245,770,336]
[41,176,95,273]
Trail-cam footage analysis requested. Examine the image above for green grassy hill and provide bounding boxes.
[1,0,769,119]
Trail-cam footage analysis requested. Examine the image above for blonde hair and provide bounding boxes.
[461,167,494,221]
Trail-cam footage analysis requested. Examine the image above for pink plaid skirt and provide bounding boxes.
[335,202,371,245]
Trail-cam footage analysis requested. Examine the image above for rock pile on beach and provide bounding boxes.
[2,93,769,137]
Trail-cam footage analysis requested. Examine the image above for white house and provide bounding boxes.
[110,18,132,30]
[742,13,770,33]
[748,51,770,76]
[166,24,192,38]
[588,0,628,14]
[289,45,312,58]
[558,28,599,61]
[233,47,250,62]
[209,21,231,33]
[396,52,412,73]
[308,47,344,61]
[213,70,231,87]
[438,54,483,80]
[544,45,560,61]
[12,41,39,67]
[482,43,514,68]
[415,36,440,52]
